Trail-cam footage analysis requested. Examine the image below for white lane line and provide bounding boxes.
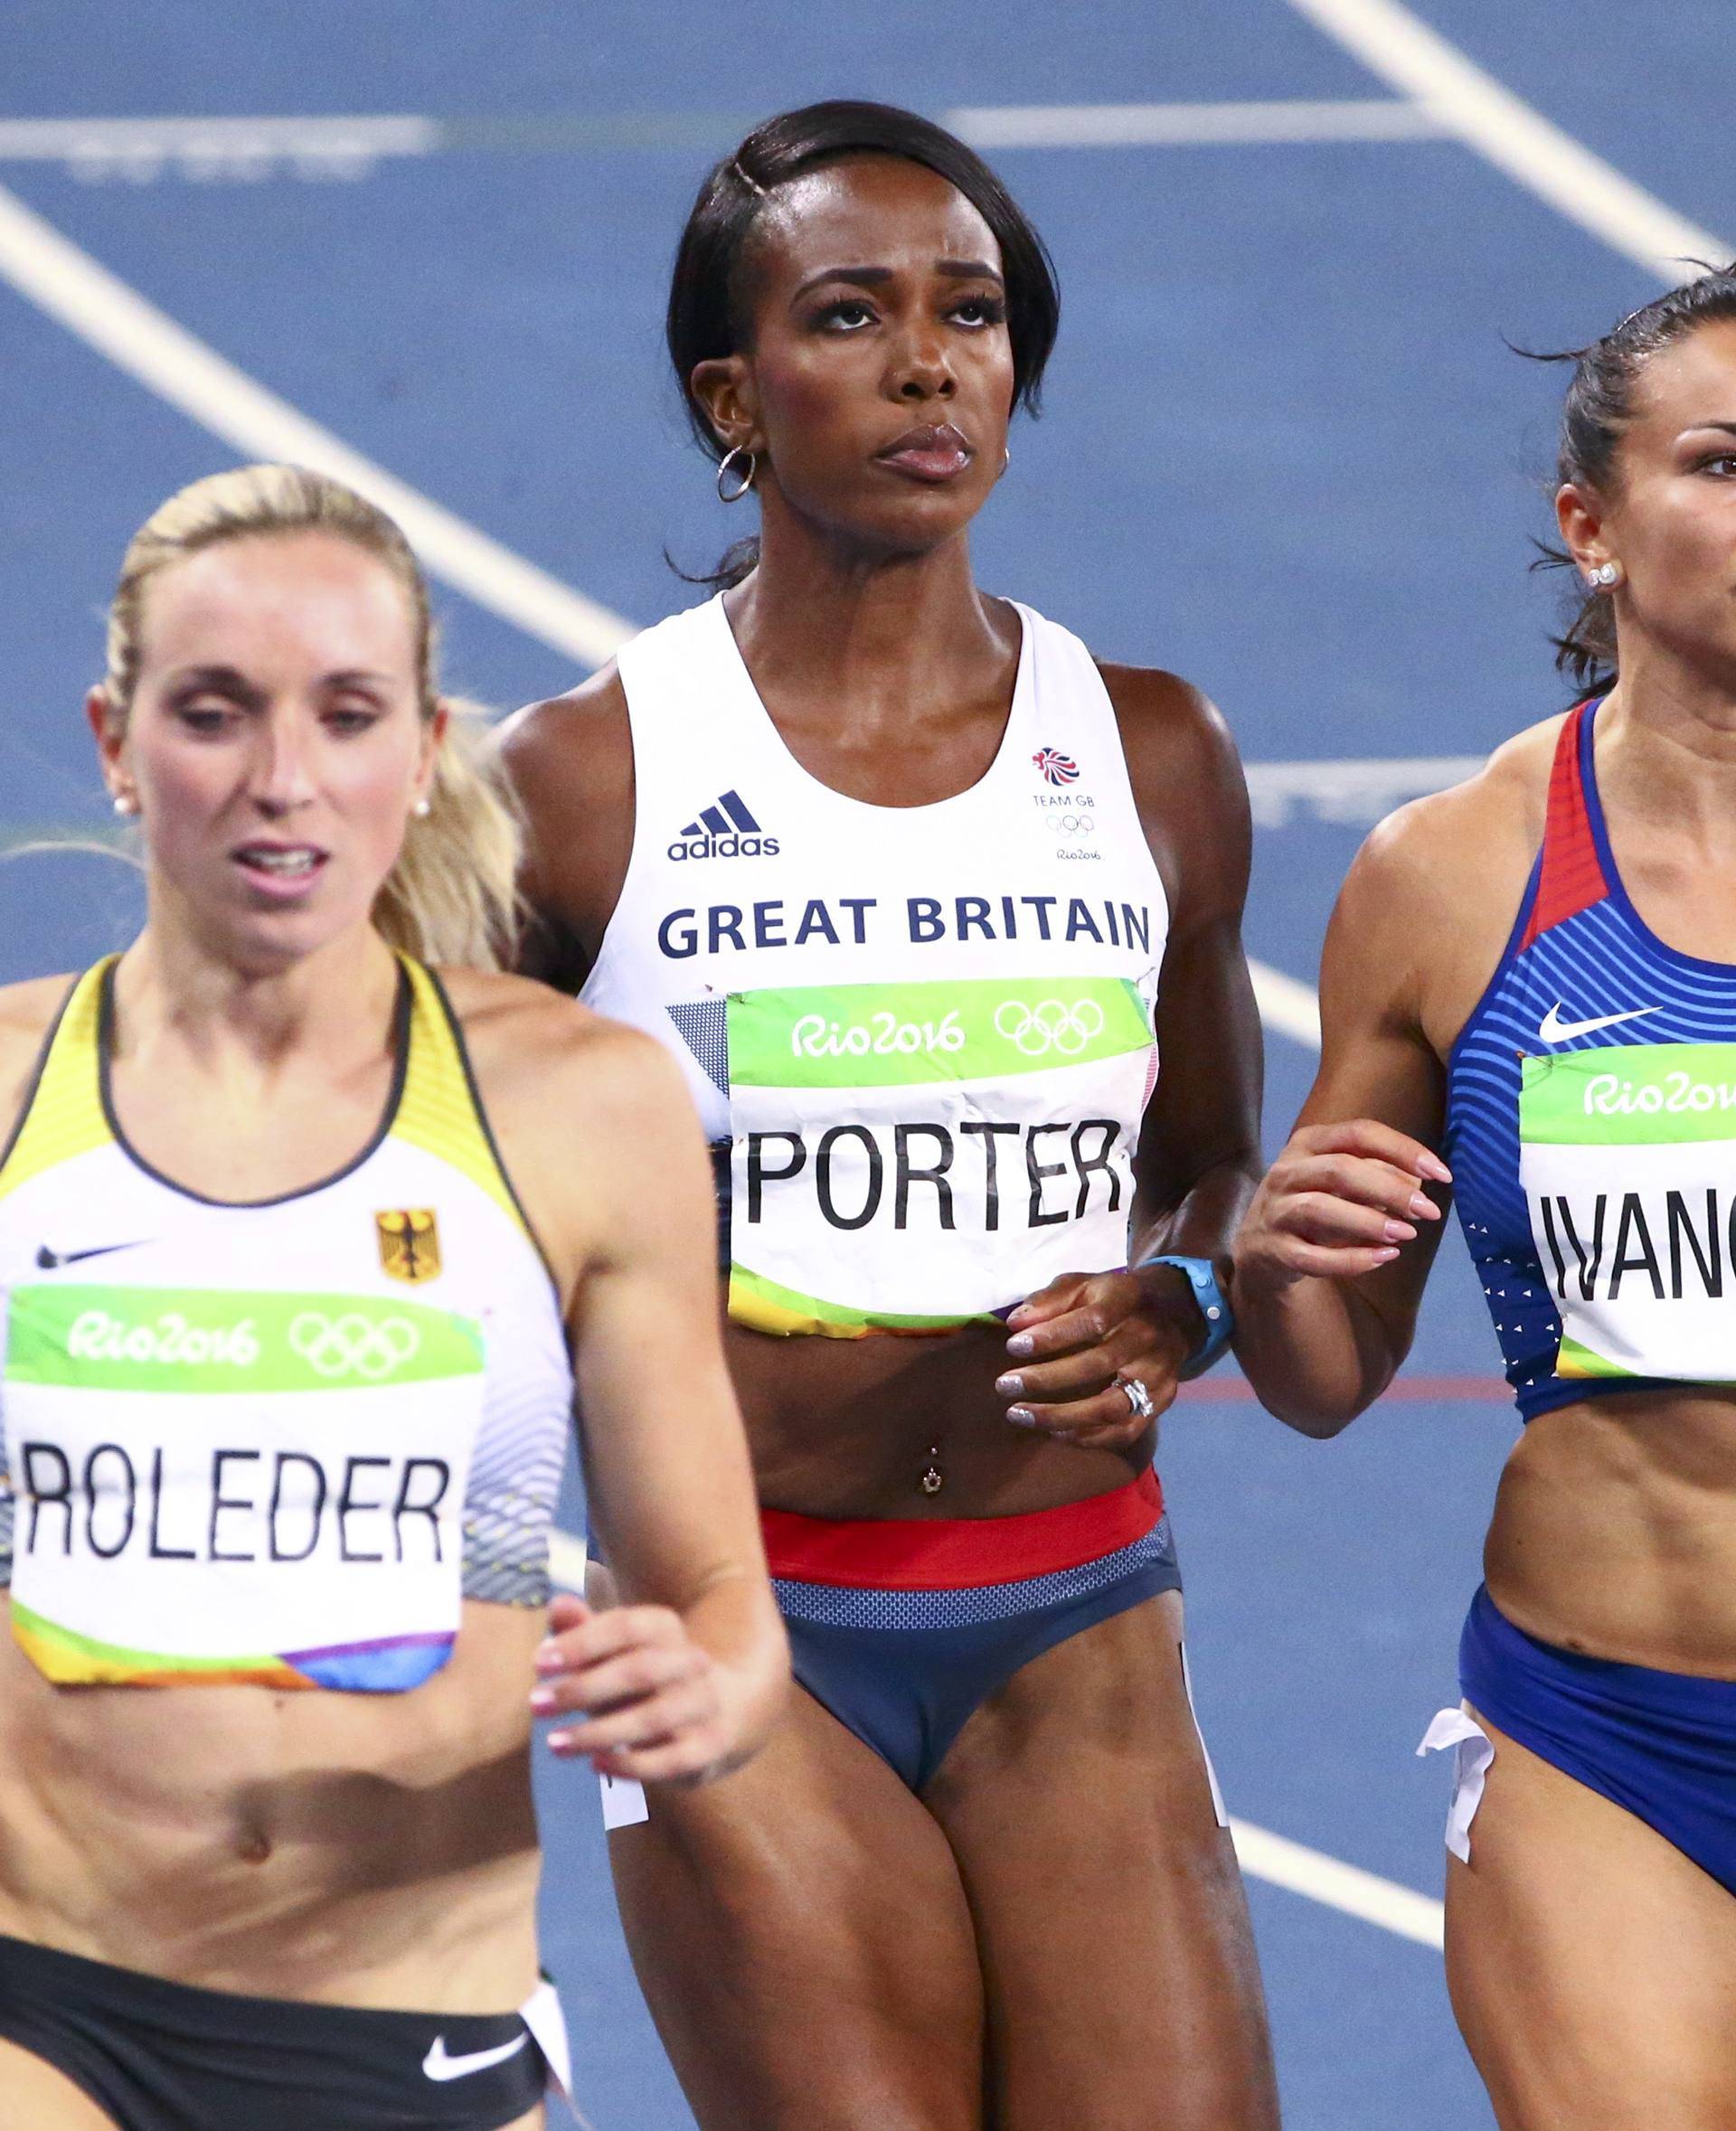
[549,1525,1441,1944]
[1245,752,1483,829]
[1230,1818,1445,1947]
[0,183,632,669]
[0,115,437,183]
[0,103,1445,182]
[943,100,1443,149]
[1284,0,1732,282]
[1250,959,1323,1050]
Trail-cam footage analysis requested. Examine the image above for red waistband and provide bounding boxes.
[760,1466,1164,1590]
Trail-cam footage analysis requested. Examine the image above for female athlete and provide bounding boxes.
[1234,268,1736,2127]
[506,99,1278,2131]
[0,465,785,2131]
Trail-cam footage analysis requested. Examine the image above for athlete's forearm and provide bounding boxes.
[1130,1150,1260,1271]
[678,1569,790,1770]
[1231,1267,1407,1434]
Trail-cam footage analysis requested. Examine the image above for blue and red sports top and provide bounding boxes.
[1446,699,1736,1421]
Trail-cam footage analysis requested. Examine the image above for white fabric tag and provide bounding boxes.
[519,1975,572,2100]
[599,1769,649,1831]
[1179,1643,1230,1829]
[1417,1705,1494,1863]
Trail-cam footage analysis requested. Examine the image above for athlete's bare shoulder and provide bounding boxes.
[497,663,629,792]
[1335,711,1566,1055]
[497,664,633,981]
[1095,662,1236,770]
[438,964,665,1107]
[436,966,704,1278]
[0,975,79,1148]
[1353,712,1562,917]
[1095,662,1247,923]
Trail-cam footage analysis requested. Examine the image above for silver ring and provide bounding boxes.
[1118,1373,1155,1419]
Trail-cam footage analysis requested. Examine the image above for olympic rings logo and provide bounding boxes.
[993,998,1106,1057]
[288,1311,420,1381]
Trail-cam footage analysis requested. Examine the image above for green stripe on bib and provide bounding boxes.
[728,976,1150,1091]
[1521,1045,1736,1146]
[5,1286,484,1394]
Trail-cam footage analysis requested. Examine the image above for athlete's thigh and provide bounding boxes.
[1446,1711,1736,2131]
[924,1591,1278,2131]
[607,1683,985,2131]
[0,2040,118,2129]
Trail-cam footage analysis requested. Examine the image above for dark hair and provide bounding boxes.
[1530,262,1736,690]
[666,99,1061,589]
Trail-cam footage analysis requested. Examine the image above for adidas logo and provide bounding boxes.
[667,789,780,862]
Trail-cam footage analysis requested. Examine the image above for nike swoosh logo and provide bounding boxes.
[34,1240,151,1270]
[1537,1003,1661,1043]
[421,2032,530,2082]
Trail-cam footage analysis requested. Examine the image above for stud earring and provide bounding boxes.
[112,791,137,817]
[1589,561,1623,589]
[412,797,431,818]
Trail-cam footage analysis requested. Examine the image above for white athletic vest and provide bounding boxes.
[582,594,1170,1336]
[0,957,571,1690]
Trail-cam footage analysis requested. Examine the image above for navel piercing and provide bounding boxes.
[716,446,758,504]
[920,1445,944,1497]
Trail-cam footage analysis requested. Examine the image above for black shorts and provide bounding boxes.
[0,1932,555,2130]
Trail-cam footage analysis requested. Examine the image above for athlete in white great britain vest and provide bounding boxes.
[506,101,1275,2131]
[1233,269,1736,2129]
[0,467,785,2131]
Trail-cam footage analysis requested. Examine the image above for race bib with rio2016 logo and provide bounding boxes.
[1519,1042,1736,1382]
[725,975,1157,1335]
[2,1283,486,1687]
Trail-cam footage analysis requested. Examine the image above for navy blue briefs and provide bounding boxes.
[1460,1583,1736,1898]
[764,1469,1181,1792]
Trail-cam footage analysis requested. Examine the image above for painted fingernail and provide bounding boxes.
[1420,1154,1452,1183]
[530,1686,557,1713]
[995,1372,1024,1396]
[1409,1193,1437,1218]
[1006,1406,1037,1427]
[547,1730,572,1752]
[1374,1247,1400,1263]
[1382,1221,1415,1242]
[1005,1334,1034,1359]
[534,1644,563,1673]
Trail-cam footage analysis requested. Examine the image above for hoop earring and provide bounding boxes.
[716,447,758,504]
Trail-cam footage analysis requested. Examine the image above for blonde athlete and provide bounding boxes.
[0,467,785,2131]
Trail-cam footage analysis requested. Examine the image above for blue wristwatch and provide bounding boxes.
[1137,1253,1234,1380]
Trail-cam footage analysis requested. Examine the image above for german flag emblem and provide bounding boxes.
[376,1209,441,1284]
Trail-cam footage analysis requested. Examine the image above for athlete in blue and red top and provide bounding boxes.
[1236,266,1736,2130]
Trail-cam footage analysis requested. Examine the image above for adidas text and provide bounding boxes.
[667,831,780,862]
